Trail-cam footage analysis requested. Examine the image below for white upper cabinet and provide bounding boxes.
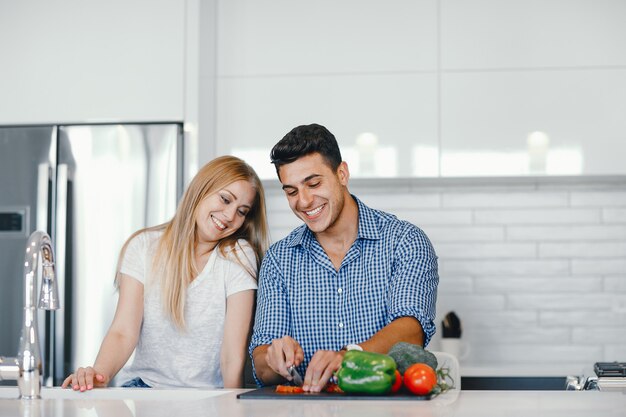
[214,0,626,178]
[0,0,185,124]
[439,0,626,176]
[217,0,438,76]
[441,0,626,69]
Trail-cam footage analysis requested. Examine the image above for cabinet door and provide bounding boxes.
[0,0,184,124]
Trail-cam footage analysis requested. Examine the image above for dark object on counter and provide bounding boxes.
[461,376,567,390]
[441,311,462,338]
[336,351,397,395]
[594,362,626,377]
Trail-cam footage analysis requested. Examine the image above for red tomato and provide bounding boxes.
[391,369,403,393]
[403,363,437,395]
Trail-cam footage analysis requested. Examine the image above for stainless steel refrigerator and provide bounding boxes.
[0,123,183,385]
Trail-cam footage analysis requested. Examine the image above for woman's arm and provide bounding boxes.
[220,289,255,388]
[62,273,143,390]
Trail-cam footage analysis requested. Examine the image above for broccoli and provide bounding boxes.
[387,342,438,374]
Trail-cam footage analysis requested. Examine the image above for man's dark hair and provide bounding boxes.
[270,123,342,174]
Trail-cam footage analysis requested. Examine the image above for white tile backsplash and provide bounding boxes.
[572,259,626,275]
[442,191,569,208]
[468,345,602,364]
[540,311,626,327]
[508,294,615,310]
[436,243,536,259]
[475,277,602,293]
[604,276,626,292]
[571,191,626,207]
[421,226,505,242]
[437,276,473,293]
[475,209,601,225]
[359,194,441,210]
[508,225,626,241]
[264,178,626,371]
[463,311,539,327]
[540,242,626,258]
[603,209,626,223]
[470,327,571,344]
[441,259,570,276]
[605,345,626,360]
[573,328,626,344]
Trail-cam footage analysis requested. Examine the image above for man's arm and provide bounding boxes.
[385,225,439,346]
[358,316,424,352]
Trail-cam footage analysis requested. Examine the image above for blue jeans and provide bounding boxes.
[121,377,151,388]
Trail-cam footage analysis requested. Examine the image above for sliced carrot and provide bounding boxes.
[323,383,344,393]
[275,385,305,394]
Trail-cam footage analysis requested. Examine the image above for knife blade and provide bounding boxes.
[287,365,303,387]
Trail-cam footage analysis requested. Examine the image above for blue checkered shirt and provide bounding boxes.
[249,196,438,385]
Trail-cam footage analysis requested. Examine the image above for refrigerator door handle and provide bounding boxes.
[36,163,51,385]
[36,163,50,233]
[52,163,69,386]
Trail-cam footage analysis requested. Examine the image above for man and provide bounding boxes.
[249,123,438,392]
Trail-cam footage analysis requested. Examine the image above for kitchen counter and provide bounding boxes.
[1,387,625,417]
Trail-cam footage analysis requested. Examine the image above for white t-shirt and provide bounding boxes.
[117,230,258,388]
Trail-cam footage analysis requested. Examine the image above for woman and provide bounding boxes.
[62,156,269,390]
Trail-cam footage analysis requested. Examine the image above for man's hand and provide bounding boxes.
[302,350,344,392]
[265,336,305,382]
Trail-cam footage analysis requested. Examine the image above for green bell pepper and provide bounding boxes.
[336,350,397,395]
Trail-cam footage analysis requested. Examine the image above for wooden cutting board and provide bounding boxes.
[237,386,435,401]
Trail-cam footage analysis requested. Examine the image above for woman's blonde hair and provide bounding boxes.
[116,156,269,329]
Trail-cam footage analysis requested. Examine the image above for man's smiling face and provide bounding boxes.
[278,153,349,234]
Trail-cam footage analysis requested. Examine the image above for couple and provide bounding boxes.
[62,124,439,392]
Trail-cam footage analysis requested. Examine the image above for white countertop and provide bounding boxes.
[1,387,625,417]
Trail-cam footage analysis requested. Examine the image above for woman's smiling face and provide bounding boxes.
[195,179,256,246]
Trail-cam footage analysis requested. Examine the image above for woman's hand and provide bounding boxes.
[61,366,109,391]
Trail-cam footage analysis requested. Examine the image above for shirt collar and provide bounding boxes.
[285,195,382,248]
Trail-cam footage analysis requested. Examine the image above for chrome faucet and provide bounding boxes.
[0,231,60,399]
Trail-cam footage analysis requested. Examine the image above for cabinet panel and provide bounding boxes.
[441,0,626,69]
[441,69,626,176]
[218,0,438,76]
[217,73,439,179]
[0,0,185,124]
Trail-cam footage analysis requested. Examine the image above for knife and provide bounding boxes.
[287,365,304,387]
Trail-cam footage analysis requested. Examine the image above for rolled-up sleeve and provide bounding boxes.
[387,226,439,347]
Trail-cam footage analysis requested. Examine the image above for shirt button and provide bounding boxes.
[338,322,344,328]
[337,288,343,294]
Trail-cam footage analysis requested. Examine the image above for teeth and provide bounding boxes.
[212,216,226,230]
[306,205,324,216]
